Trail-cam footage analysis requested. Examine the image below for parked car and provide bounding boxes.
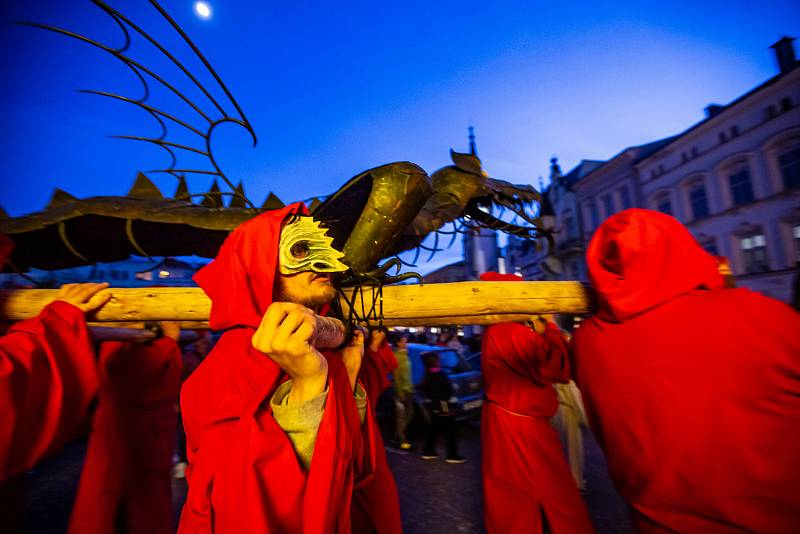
[406,343,483,420]
[464,351,481,373]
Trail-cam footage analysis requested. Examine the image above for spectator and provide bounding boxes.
[392,334,414,450]
[419,352,464,464]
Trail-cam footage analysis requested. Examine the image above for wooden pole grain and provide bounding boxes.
[0,281,593,327]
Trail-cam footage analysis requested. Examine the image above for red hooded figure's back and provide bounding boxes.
[68,337,182,534]
[178,204,367,534]
[479,272,593,534]
[573,209,800,533]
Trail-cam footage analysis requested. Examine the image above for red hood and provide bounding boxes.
[586,209,723,322]
[193,203,307,331]
[480,271,524,282]
[0,234,13,268]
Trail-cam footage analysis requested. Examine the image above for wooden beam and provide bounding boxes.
[0,281,592,327]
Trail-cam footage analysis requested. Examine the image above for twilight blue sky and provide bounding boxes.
[1,0,798,271]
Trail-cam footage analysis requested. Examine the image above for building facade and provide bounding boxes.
[505,158,603,281]
[0,256,203,288]
[511,37,800,304]
[634,38,799,302]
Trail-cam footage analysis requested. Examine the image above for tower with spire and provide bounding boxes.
[468,125,478,156]
[461,126,500,277]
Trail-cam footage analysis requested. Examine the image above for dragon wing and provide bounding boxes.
[23,0,257,208]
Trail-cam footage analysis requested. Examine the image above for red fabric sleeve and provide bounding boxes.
[0,301,98,479]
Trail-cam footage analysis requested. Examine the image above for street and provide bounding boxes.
[19,419,631,533]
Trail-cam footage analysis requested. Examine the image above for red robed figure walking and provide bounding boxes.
[480,271,593,534]
[572,209,800,532]
[178,204,374,533]
[68,336,182,534]
[352,332,402,534]
[0,235,100,480]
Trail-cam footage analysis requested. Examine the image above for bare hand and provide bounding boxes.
[528,314,549,335]
[252,302,328,404]
[159,321,181,342]
[342,328,365,392]
[55,283,111,314]
[368,328,386,351]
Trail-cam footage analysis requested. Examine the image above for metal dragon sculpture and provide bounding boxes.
[1,0,552,297]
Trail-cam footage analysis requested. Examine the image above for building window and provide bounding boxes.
[781,97,793,112]
[719,132,727,144]
[766,105,777,119]
[730,125,739,138]
[794,225,800,262]
[740,233,769,273]
[701,238,718,256]
[96,270,105,279]
[779,145,800,190]
[729,168,755,206]
[587,202,599,229]
[619,185,632,210]
[118,271,128,281]
[601,194,614,217]
[691,147,699,158]
[689,182,709,219]
[655,194,672,215]
[682,152,688,163]
[563,215,577,240]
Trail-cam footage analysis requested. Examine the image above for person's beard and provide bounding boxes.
[274,273,337,311]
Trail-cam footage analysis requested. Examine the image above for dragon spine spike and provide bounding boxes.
[173,176,190,200]
[262,192,285,210]
[201,179,221,207]
[47,189,79,209]
[127,172,164,199]
[229,182,248,208]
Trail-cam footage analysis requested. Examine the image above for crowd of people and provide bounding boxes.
[1,206,799,533]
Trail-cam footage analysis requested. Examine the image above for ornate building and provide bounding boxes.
[634,37,799,302]
[510,37,799,304]
[506,158,602,281]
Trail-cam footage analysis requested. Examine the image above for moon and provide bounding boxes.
[194,1,212,20]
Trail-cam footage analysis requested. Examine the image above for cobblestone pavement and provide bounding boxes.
[385,421,632,534]
[19,422,631,533]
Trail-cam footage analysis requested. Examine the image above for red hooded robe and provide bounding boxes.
[68,337,182,534]
[572,209,800,533]
[480,272,593,534]
[178,203,372,533]
[0,234,98,480]
[352,338,402,534]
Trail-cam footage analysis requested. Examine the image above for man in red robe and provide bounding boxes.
[480,272,593,534]
[0,235,110,531]
[352,327,402,534]
[68,322,183,534]
[1,235,110,479]
[178,204,378,533]
[572,209,800,532]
